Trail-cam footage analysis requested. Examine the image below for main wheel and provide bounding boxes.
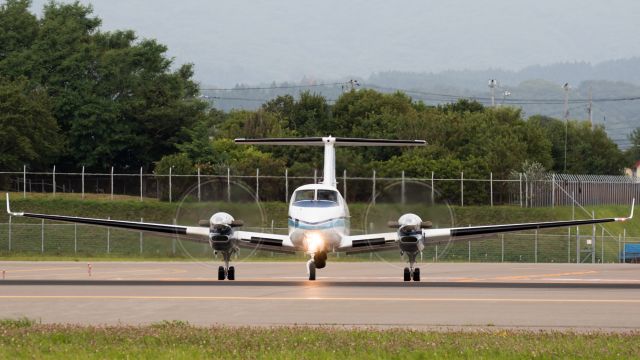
[308,261,316,281]
[217,266,226,280]
[227,266,235,281]
[413,267,421,282]
[403,267,411,281]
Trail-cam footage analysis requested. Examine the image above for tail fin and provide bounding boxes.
[235,136,426,187]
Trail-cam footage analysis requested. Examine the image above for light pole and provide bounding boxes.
[488,79,498,107]
[502,90,511,105]
[563,83,570,172]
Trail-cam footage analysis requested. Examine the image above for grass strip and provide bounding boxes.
[0,319,639,359]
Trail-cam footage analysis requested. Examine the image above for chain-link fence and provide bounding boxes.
[0,219,636,263]
[2,168,639,207]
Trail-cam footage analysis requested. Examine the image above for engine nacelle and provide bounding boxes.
[394,213,425,253]
[208,212,240,251]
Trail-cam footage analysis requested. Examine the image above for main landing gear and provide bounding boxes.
[403,251,421,282]
[217,251,235,280]
[307,251,327,281]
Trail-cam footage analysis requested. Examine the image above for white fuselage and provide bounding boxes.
[287,183,349,253]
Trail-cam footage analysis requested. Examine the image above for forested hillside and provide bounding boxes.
[1,0,638,180]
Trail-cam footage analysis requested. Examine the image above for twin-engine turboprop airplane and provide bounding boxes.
[6,136,635,281]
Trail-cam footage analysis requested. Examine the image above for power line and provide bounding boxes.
[201,82,345,91]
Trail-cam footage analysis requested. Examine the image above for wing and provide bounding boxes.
[423,199,634,243]
[6,194,297,253]
[338,232,399,254]
[6,194,209,242]
[234,230,297,254]
[337,199,634,252]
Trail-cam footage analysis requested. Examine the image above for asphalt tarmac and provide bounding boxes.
[1,261,640,330]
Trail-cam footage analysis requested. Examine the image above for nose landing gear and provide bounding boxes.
[403,251,421,282]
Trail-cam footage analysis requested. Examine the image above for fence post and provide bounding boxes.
[168,166,173,203]
[139,167,143,202]
[623,228,627,263]
[74,223,77,254]
[41,219,44,253]
[618,233,622,263]
[435,244,438,262]
[110,166,114,200]
[197,167,201,202]
[172,218,177,255]
[501,234,504,262]
[255,168,260,203]
[107,216,111,253]
[519,173,523,207]
[468,240,471,262]
[431,171,434,204]
[372,170,376,205]
[285,168,289,203]
[551,173,556,208]
[313,169,317,184]
[592,211,596,264]
[401,170,405,205]
[8,215,11,251]
[534,229,538,263]
[23,165,26,199]
[568,228,571,262]
[52,165,56,197]
[343,169,347,200]
[601,227,605,264]
[576,226,580,264]
[82,166,85,199]
[460,172,464,207]
[140,217,144,254]
[227,167,231,202]
[490,172,493,207]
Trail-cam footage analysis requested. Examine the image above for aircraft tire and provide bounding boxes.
[308,261,316,281]
[413,268,421,282]
[217,266,226,280]
[227,266,235,280]
[403,267,411,281]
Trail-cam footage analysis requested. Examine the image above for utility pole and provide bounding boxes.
[587,86,593,128]
[563,82,570,172]
[488,79,498,107]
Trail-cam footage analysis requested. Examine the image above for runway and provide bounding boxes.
[1,261,640,330]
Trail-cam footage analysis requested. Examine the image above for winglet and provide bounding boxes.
[6,193,23,216]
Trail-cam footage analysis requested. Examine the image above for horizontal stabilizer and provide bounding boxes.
[235,137,426,147]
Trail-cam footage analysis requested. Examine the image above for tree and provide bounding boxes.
[0,77,62,170]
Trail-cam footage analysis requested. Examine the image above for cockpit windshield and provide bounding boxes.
[292,189,339,207]
[317,190,338,203]
[293,190,315,202]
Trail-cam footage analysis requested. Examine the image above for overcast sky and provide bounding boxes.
[29,0,640,87]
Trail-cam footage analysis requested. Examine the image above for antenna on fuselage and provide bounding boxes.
[234,137,426,188]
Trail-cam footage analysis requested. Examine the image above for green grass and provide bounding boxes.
[0,320,639,359]
[0,193,637,263]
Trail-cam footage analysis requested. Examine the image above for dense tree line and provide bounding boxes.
[0,0,634,193]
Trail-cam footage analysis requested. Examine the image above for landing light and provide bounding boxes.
[305,232,324,253]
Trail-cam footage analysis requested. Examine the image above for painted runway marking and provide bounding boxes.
[1,295,640,303]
